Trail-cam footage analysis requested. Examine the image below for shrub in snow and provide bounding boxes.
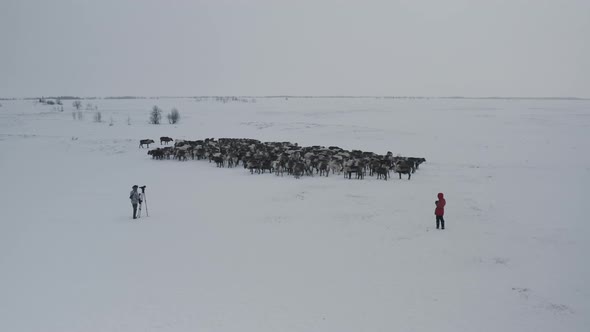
[72,100,82,110]
[149,105,162,124]
[167,108,180,124]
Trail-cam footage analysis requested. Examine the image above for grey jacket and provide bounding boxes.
[130,190,140,205]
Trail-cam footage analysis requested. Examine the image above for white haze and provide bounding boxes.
[1,0,589,98]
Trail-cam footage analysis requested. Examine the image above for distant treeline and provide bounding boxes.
[3,95,589,101]
[23,96,86,100]
[104,96,147,99]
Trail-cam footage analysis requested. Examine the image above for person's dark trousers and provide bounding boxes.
[132,203,138,219]
[436,215,445,229]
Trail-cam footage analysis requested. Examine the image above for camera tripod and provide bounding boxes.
[137,185,148,218]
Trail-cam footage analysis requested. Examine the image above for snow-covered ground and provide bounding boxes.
[1,97,589,331]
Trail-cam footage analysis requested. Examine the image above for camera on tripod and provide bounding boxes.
[132,185,148,217]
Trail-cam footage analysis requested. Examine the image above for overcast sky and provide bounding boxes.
[1,0,588,98]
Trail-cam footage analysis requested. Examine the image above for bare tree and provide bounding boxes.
[149,105,162,124]
[167,108,180,124]
[93,111,102,123]
[73,100,82,110]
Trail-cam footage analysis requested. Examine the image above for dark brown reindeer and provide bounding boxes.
[139,139,155,148]
[395,160,413,180]
[160,136,173,145]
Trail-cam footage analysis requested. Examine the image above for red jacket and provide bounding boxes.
[435,193,446,216]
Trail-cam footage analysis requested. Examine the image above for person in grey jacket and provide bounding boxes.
[129,185,141,219]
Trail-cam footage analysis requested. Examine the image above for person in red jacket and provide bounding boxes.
[435,192,446,229]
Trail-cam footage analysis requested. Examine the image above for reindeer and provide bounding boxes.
[395,160,413,180]
[174,150,188,161]
[139,139,155,148]
[407,157,426,172]
[329,160,342,175]
[293,162,305,179]
[160,136,173,145]
[147,148,165,160]
[318,161,329,177]
[375,165,389,180]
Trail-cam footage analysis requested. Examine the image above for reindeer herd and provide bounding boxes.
[141,137,426,180]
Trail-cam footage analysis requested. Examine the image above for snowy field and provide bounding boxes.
[1,97,589,332]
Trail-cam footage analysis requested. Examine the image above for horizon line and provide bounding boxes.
[1,95,589,101]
